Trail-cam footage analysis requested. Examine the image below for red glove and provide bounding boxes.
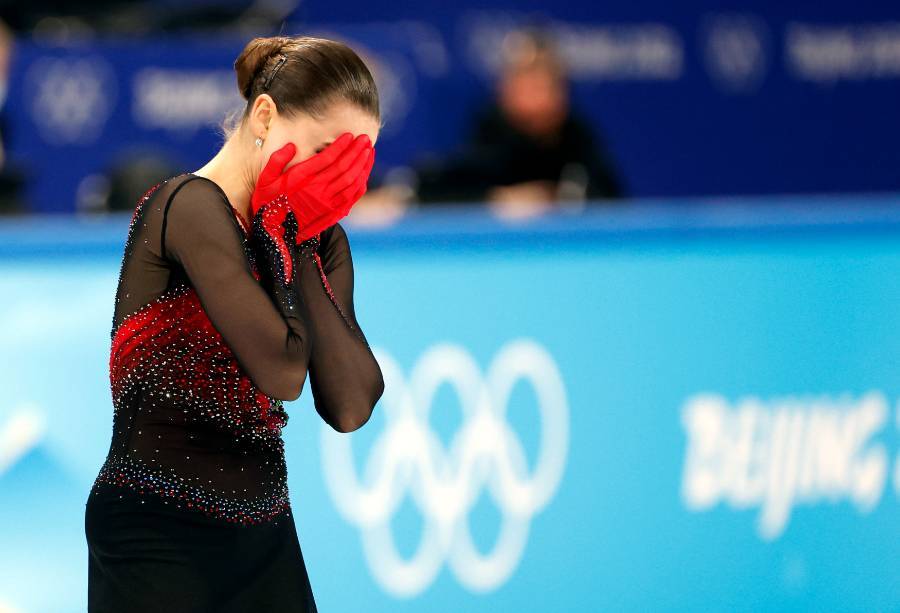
[251,133,375,243]
[298,142,375,240]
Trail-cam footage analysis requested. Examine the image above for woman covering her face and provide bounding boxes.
[84,34,384,612]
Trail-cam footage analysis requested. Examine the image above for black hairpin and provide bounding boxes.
[262,55,287,91]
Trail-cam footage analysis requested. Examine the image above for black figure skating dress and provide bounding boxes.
[84,173,384,612]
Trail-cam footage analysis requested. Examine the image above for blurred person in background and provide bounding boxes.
[84,34,383,611]
[356,26,624,222]
[0,18,26,213]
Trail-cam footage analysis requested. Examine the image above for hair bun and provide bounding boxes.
[223,34,380,140]
[234,36,290,100]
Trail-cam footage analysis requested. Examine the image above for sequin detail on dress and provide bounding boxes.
[93,453,290,525]
[92,176,294,526]
[91,172,384,526]
[108,281,289,444]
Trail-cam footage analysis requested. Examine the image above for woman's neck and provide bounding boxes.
[193,134,256,226]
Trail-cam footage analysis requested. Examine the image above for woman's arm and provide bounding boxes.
[299,222,385,433]
[161,176,314,401]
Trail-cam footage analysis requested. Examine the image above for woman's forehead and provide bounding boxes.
[319,104,380,141]
[286,105,379,145]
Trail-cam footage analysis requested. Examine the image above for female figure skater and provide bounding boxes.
[84,35,384,612]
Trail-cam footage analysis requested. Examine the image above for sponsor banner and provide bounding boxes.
[5,7,900,213]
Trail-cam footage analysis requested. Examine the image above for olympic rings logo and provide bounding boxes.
[320,339,570,597]
[26,55,116,145]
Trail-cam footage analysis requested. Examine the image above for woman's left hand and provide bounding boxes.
[250,134,375,242]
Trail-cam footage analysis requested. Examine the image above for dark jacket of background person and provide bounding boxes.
[414,101,623,204]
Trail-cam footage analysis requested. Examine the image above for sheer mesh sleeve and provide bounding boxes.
[298,222,385,433]
[161,177,313,401]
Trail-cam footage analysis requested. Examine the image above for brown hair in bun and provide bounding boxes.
[234,36,290,100]
[231,35,380,125]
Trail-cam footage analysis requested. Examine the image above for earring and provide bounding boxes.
[255,137,263,148]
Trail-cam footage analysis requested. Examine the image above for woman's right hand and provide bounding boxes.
[251,133,375,243]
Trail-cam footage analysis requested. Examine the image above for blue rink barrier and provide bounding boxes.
[1,195,899,612]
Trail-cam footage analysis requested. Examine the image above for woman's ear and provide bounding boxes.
[248,94,277,141]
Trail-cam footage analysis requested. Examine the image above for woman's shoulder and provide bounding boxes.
[322,220,347,241]
[315,221,352,271]
[321,221,352,251]
[155,174,247,257]
[166,173,229,202]
[154,173,236,223]
[139,173,222,213]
